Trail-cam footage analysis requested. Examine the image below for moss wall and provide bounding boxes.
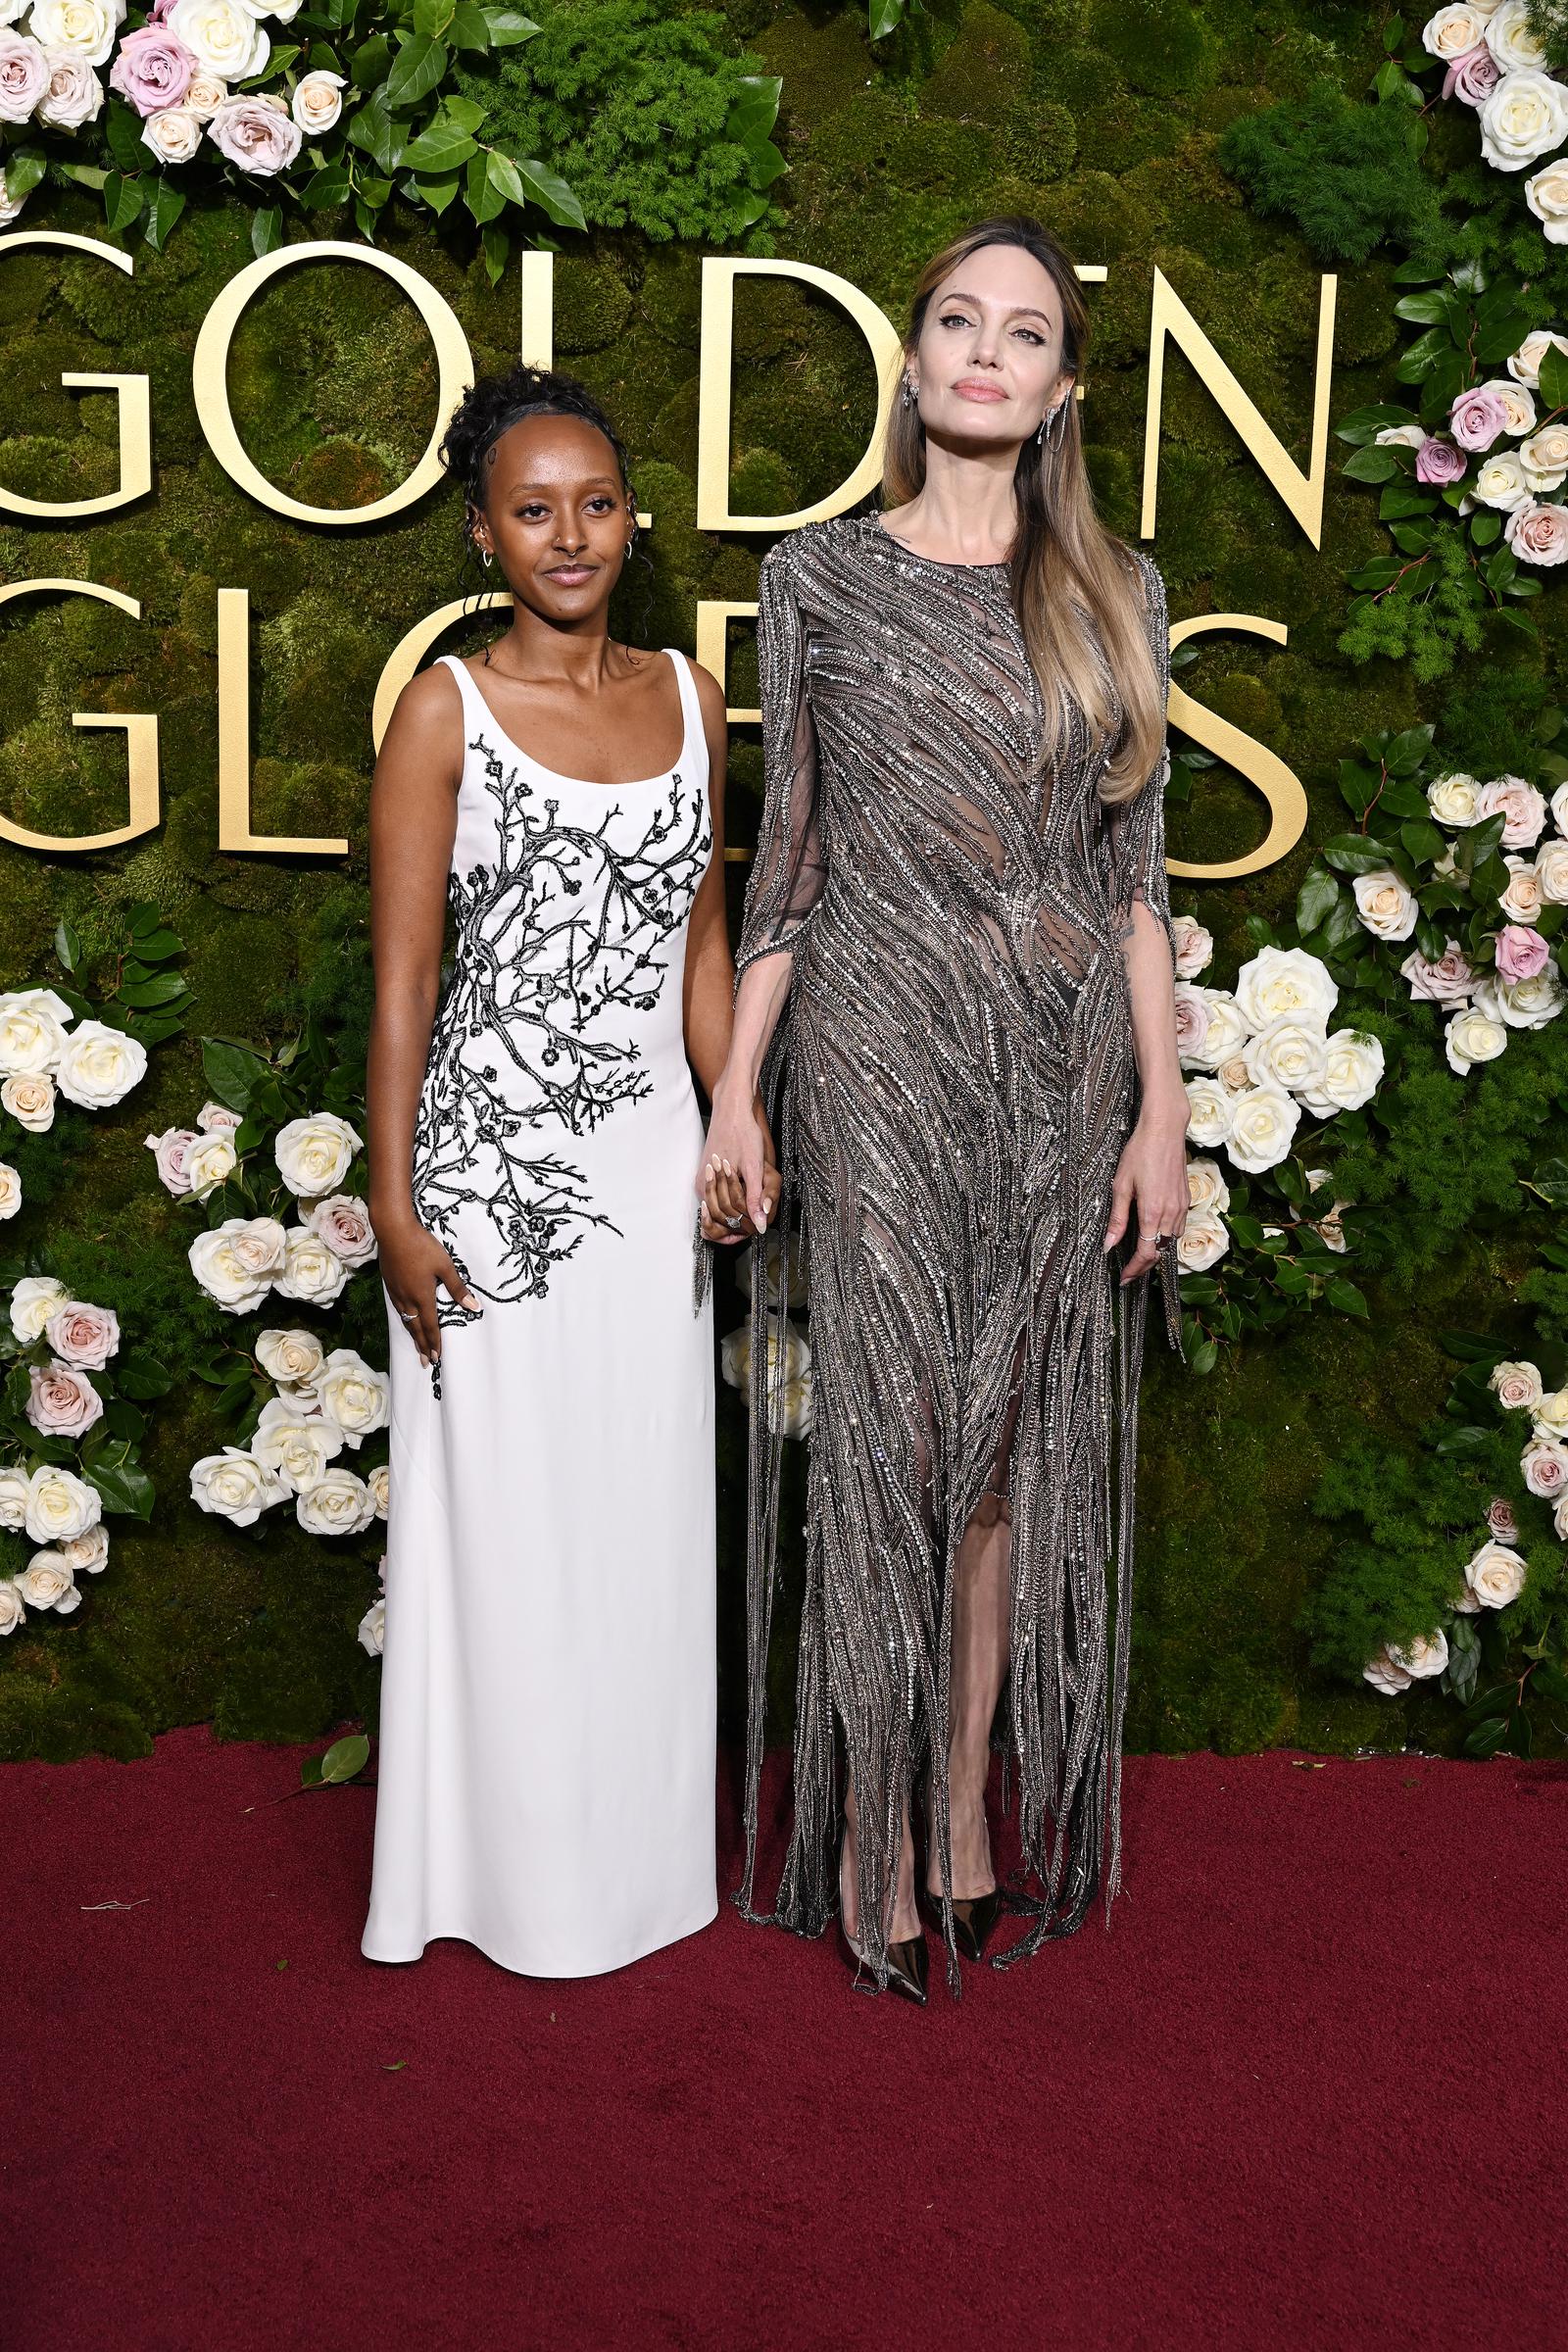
[0,0,1453,1759]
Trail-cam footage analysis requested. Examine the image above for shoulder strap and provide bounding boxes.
[663,647,707,776]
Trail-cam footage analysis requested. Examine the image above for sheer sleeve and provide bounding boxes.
[735,536,827,973]
[1102,550,1175,966]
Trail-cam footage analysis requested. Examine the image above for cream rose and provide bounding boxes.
[1532,1387,1568,1440]
[1445,1001,1509,1073]
[358,1592,386,1654]
[208,87,300,172]
[26,1359,103,1439]
[60,1523,108,1575]
[184,1131,238,1199]
[1183,1076,1235,1150]
[1498,856,1544,923]
[1374,422,1428,449]
[273,1111,361,1199]
[142,101,201,162]
[1522,1435,1568,1495]
[720,1314,813,1438]
[1225,1085,1299,1174]
[1242,1014,1328,1095]
[1181,988,1249,1072]
[272,1225,351,1305]
[290,65,341,131]
[0,1163,20,1221]
[1494,963,1566,1029]
[183,64,223,114]
[0,1463,28,1527]
[309,1192,376,1266]
[188,1216,287,1312]
[1506,499,1568,565]
[1390,1629,1448,1680]
[315,1348,389,1446]
[1352,868,1418,941]
[1479,68,1568,170]
[1525,158,1568,241]
[190,1446,284,1526]
[44,1299,119,1369]
[1169,913,1212,978]
[296,1465,375,1537]
[1478,774,1547,847]
[1475,372,1538,435]
[1296,1028,1385,1116]
[166,0,265,77]
[17,1549,79,1613]
[24,0,117,66]
[1510,327,1568,387]
[1473,449,1533,510]
[1484,0,1549,71]
[145,1126,199,1194]
[1463,1538,1528,1606]
[1423,6,1498,64]
[250,1397,342,1494]
[1519,421,1568,491]
[24,1462,101,1544]
[255,1327,325,1389]
[0,987,70,1074]
[11,1273,67,1342]
[1534,839,1568,903]
[1175,1205,1228,1273]
[367,1463,389,1518]
[56,1018,148,1108]
[1233,945,1338,1032]
[1363,1644,1413,1695]
[0,1579,24,1634]
[737,1226,809,1310]
[1186,1156,1231,1214]
[1490,1358,1544,1409]
[37,42,101,124]
[2,1072,54,1131]
[1401,937,1475,1004]
[1427,771,1483,826]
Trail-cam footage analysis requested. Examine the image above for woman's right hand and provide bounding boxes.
[697,1085,772,1237]
[377,1214,481,1367]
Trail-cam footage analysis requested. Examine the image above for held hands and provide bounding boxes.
[379,1216,481,1367]
[697,1092,781,1245]
[1102,1102,1189,1285]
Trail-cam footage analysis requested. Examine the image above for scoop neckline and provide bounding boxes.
[868,513,1012,573]
[450,648,686,791]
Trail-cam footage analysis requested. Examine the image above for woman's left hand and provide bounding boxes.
[1102,1101,1189,1285]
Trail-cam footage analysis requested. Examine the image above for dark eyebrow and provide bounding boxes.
[940,289,1054,326]
[506,474,623,493]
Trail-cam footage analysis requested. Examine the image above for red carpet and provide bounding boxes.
[5,1730,1565,2351]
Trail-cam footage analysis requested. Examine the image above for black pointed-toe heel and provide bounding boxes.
[838,1919,929,2005]
[922,1885,1002,1963]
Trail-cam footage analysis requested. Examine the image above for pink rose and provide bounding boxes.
[198,1101,242,1134]
[1444,44,1501,106]
[207,91,301,175]
[44,1299,119,1370]
[1399,938,1475,1004]
[1494,923,1550,983]
[309,1193,377,1267]
[109,24,196,116]
[1506,499,1568,566]
[1477,774,1547,848]
[1173,984,1209,1062]
[1522,1436,1568,1497]
[0,30,49,122]
[1449,386,1510,453]
[145,1126,199,1196]
[1487,1495,1519,1543]
[1415,434,1467,486]
[26,1359,103,1440]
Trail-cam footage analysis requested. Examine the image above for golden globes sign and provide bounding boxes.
[0,231,1334,877]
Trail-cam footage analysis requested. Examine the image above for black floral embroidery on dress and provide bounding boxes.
[412,732,710,1356]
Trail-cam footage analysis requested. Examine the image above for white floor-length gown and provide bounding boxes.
[363,646,718,1978]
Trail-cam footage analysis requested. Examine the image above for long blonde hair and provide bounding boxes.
[883,216,1163,807]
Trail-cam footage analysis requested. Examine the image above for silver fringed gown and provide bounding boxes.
[730,512,1186,1985]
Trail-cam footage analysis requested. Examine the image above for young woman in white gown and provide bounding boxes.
[361,368,773,1979]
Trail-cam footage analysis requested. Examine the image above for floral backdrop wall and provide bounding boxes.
[2,0,1568,1765]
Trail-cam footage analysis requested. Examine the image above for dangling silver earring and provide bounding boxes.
[902,373,917,410]
[624,537,635,559]
[479,546,492,568]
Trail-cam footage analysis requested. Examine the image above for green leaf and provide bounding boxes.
[511,155,586,231]
[348,91,404,173]
[251,203,283,259]
[1463,1715,1508,1759]
[868,0,905,36]
[1295,865,1342,935]
[416,170,462,215]
[724,72,782,150]
[442,94,486,131]
[1539,344,1568,415]
[104,101,154,174]
[53,919,79,973]
[300,164,353,210]
[385,32,447,111]
[143,179,186,253]
[1400,818,1446,864]
[318,1732,370,1784]
[1343,445,1399,483]
[3,149,48,204]
[464,147,506,223]
[400,119,477,172]
[201,1038,273,1114]
[479,4,536,40]
[117,1352,172,1399]
[83,1455,155,1520]
[481,220,509,285]
[413,0,453,30]
[117,971,189,1009]
[1321,833,1396,876]
[1326,1278,1368,1317]
[448,1,490,47]
[102,172,143,236]
[351,31,390,86]
[300,1754,323,1788]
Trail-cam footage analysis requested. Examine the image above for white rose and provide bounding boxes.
[1485,0,1549,71]
[736,1225,809,1310]
[1478,69,1568,171]
[1490,1358,1544,1410]
[296,1465,375,1537]
[1423,7,1498,64]
[1181,988,1250,1072]
[1175,1205,1228,1273]
[56,1018,147,1107]
[1233,945,1338,1032]
[1374,422,1428,449]
[24,0,117,65]
[190,1445,284,1526]
[1169,913,1212,978]
[184,1131,238,1198]
[1183,1076,1234,1150]
[0,1579,24,1635]
[1498,855,1544,924]
[1519,421,1568,491]
[1525,158,1568,241]
[11,1273,67,1342]
[255,1327,325,1388]
[358,1592,386,1655]
[1521,1434,1568,1495]
[1,1072,54,1131]
[720,1314,813,1438]
[1296,1028,1386,1117]
[250,1397,342,1494]
[183,65,224,116]
[1352,868,1418,941]
[37,43,101,124]
[290,65,341,130]
[0,987,71,1074]
[1242,1013,1328,1095]
[1225,1085,1300,1173]
[1445,1002,1509,1072]
[1532,1387,1568,1440]
[142,101,201,162]
[0,1163,20,1221]
[1535,839,1568,902]
[1510,328,1568,387]
[367,1463,389,1518]
[166,0,266,79]
[60,1522,108,1574]
[1390,1629,1448,1680]
[272,1225,351,1305]
[1363,1644,1413,1695]
[0,1463,29,1527]
[1473,449,1533,510]
[24,1462,101,1544]
[274,1111,361,1199]
[17,1549,79,1613]
[188,1216,287,1312]
[1478,773,1547,847]
[1427,770,1483,825]
[1463,1538,1528,1606]
[1186,1154,1231,1215]
[315,1348,390,1446]
[1475,373,1538,435]
[1495,963,1566,1028]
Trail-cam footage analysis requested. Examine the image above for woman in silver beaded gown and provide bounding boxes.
[700,218,1189,2000]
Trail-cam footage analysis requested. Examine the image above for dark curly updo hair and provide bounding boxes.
[439,363,636,548]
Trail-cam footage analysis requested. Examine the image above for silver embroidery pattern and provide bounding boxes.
[730,513,1184,1990]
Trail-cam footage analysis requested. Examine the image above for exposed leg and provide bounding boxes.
[928,1494,1010,1900]
[840,1773,919,1948]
